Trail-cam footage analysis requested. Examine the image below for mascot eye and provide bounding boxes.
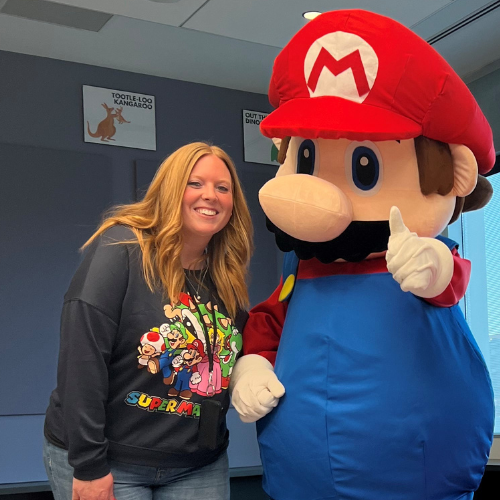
[351,146,379,191]
[297,140,316,175]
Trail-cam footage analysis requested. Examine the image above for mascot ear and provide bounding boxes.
[272,137,282,149]
[450,144,478,197]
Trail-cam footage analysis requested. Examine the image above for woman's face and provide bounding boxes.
[181,154,234,241]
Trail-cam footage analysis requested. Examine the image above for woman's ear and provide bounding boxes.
[450,144,478,197]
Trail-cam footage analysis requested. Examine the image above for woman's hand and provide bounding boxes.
[72,473,115,500]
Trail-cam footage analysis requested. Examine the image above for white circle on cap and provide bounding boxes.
[304,31,378,103]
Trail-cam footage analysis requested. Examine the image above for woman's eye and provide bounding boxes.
[297,140,316,175]
[217,185,230,193]
[188,181,201,187]
[351,146,379,191]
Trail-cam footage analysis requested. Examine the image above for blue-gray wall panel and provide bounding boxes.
[226,409,262,469]
[0,415,47,484]
[0,143,113,416]
[237,164,281,305]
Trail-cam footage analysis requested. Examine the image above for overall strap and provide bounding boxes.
[279,251,299,303]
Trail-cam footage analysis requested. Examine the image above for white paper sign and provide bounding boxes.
[83,85,156,150]
[243,110,279,166]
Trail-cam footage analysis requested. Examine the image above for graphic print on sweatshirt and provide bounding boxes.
[125,291,241,417]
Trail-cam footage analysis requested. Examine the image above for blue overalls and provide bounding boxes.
[257,245,494,500]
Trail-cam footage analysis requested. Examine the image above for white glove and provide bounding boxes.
[190,372,202,385]
[160,323,171,336]
[172,355,183,368]
[230,354,285,423]
[386,206,454,298]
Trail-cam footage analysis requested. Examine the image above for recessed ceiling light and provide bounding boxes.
[303,11,322,20]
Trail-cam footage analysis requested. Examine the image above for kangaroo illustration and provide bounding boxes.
[115,107,130,124]
[87,103,117,142]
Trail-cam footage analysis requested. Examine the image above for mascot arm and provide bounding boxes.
[229,282,288,423]
[243,280,288,365]
[230,354,286,423]
[423,248,471,307]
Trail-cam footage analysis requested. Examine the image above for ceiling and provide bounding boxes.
[1,0,500,94]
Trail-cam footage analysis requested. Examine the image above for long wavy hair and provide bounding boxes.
[83,142,253,317]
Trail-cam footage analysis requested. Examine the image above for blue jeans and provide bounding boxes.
[43,438,230,500]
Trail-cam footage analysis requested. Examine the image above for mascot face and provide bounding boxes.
[257,11,493,262]
[259,137,472,262]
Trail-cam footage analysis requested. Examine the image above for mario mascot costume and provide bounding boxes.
[230,10,495,500]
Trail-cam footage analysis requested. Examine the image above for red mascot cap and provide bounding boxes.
[261,9,495,174]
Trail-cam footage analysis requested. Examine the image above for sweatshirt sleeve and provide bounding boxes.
[58,301,118,480]
[243,280,288,366]
[56,227,131,480]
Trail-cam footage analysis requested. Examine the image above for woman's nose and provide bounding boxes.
[202,185,217,200]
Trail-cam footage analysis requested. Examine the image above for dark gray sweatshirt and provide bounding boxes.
[44,225,247,480]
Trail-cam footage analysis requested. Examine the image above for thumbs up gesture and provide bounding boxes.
[386,207,454,298]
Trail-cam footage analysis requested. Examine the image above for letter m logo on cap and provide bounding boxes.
[304,32,379,103]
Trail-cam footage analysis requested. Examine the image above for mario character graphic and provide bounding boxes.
[137,329,166,370]
[168,340,204,400]
[230,10,495,500]
[143,290,239,400]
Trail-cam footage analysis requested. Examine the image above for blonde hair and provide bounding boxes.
[84,142,253,317]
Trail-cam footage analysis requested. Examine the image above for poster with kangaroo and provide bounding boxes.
[83,85,156,150]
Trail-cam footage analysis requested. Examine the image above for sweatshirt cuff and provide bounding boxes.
[73,461,110,481]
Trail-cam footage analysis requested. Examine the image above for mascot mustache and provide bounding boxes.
[266,218,390,264]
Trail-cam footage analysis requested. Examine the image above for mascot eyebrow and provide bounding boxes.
[278,134,492,224]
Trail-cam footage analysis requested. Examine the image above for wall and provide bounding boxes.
[0,50,278,484]
[469,68,500,153]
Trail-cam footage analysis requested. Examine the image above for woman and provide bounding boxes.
[43,142,253,500]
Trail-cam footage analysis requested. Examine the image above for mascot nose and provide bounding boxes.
[259,174,353,243]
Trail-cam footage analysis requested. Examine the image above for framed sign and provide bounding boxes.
[242,110,279,166]
[83,85,156,150]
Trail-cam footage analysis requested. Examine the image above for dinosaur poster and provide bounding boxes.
[83,85,156,150]
[242,109,279,166]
